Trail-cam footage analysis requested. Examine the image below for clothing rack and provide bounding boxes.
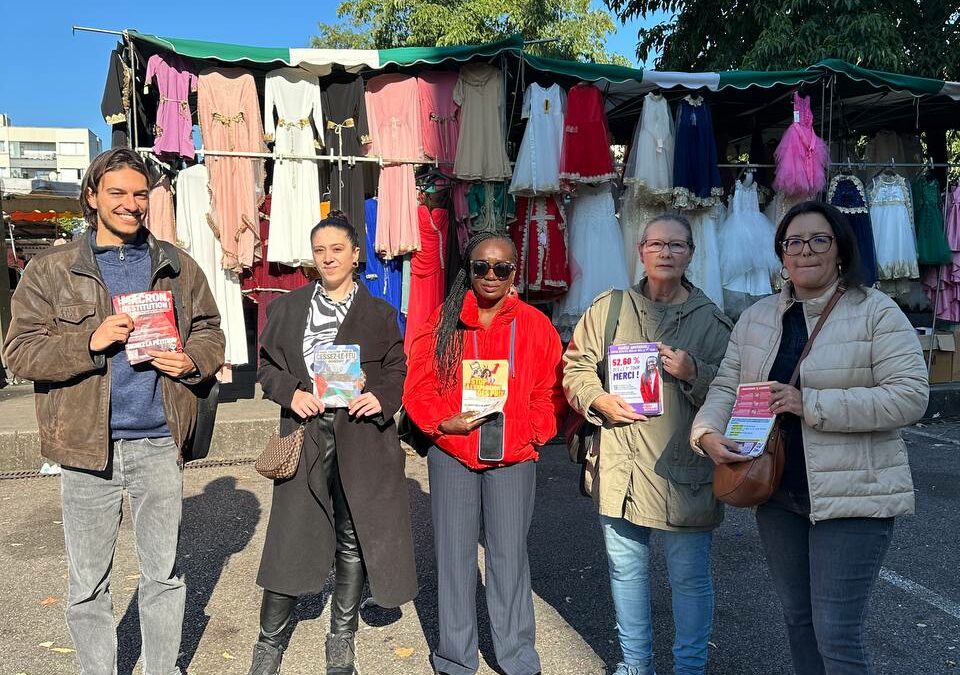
[134,146,453,168]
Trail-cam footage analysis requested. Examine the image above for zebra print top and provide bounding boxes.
[302,281,358,383]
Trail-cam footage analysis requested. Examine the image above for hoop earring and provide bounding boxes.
[779,266,790,281]
[353,260,359,268]
[838,262,843,275]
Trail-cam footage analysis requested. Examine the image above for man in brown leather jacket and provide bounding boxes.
[2,148,224,675]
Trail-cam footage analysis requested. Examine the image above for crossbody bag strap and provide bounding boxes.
[788,286,846,387]
[597,289,624,387]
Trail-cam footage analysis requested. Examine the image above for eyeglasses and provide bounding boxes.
[470,260,516,280]
[641,239,691,254]
[780,235,835,256]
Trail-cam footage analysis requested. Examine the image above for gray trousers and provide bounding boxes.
[427,447,540,675]
[60,437,185,675]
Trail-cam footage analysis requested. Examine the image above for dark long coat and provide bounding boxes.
[256,282,417,607]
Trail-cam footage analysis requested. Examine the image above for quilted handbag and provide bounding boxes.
[255,424,306,480]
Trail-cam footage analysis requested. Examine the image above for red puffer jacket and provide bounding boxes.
[403,290,566,470]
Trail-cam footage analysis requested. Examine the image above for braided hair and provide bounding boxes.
[433,231,518,389]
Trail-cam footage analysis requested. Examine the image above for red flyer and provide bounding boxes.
[112,290,182,365]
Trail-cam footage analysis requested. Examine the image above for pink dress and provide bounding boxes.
[773,93,829,196]
[145,54,198,158]
[197,67,266,272]
[417,72,460,164]
[146,172,176,244]
[923,184,960,322]
[366,74,422,258]
[404,205,448,354]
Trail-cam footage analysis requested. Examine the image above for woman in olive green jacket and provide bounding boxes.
[563,214,732,675]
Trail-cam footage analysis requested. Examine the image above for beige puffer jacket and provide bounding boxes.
[691,282,928,522]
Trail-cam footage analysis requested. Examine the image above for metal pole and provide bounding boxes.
[0,182,12,348]
[72,25,125,36]
[126,31,139,151]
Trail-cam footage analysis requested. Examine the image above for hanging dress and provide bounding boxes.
[869,173,919,297]
[321,74,372,258]
[263,67,323,267]
[623,92,674,204]
[359,197,404,322]
[912,175,953,266]
[146,170,176,245]
[176,164,248,367]
[197,67,266,272]
[672,95,723,208]
[510,83,566,196]
[366,74,423,258]
[772,93,829,197]
[827,174,878,286]
[466,182,514,236]
[559,83,616,185]
[687,204,726,312]
[719,180,778,319]
[510,195,570,301]
[417,71,461,165]
[145,53,198,159]
[922,184,960,322]
[555,185,630,333]
[453,63,512,181]
[404,205,449,353]
[619,184,662,284]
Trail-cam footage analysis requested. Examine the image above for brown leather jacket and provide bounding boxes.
[2,232,225,470]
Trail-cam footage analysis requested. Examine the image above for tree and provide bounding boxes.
[313,0,631,65]
[606,0,960,80]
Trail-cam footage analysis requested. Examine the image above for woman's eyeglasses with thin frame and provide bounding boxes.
[780,235,835,256]
[640,239,691,254]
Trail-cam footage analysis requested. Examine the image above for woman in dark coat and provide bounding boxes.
[247,211,417,675]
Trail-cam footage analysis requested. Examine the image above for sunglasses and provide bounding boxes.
[470,260,516,280]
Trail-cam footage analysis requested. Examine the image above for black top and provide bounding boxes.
[767,302,809,496]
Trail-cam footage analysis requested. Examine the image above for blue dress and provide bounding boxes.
[359,198,406,332]
[672,95,723,208]
[827,175,878,286]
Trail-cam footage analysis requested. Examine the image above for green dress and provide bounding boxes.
[912,176,952,265]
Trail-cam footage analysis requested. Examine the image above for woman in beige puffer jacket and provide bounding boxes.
[691,201,928,675]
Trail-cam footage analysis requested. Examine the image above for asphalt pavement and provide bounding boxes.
[1,425,958,675]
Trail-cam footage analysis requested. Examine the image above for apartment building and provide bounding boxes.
[0,114,102,184]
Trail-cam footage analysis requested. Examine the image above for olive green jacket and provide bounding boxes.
[563,281,733,531]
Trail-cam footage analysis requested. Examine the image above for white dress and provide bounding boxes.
[175,164,248,366]
[263,67,323,267]
[555,185,631,332]
[619,184,661,283]
[869,173,919,296]
[623,92,674,204]
[687,204,726,311]
[719,180,778,318]
[510,83,565,196]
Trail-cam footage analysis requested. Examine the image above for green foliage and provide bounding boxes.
[312,0,631,65]
[606,0,960,78]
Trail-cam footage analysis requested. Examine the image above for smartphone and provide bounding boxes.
[477,412,505,462]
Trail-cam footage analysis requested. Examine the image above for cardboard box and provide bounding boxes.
[918,332,956,383]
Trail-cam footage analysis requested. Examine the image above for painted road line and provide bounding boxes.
[902,427,960,445]
[880,568,960,620]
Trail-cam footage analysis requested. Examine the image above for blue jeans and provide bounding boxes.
[61,437,185,675]
[600,516,714,675]
[756,495,894,675]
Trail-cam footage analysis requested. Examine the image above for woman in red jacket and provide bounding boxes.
[404,232,565,675]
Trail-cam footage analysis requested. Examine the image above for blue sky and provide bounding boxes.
[0,0,662,146]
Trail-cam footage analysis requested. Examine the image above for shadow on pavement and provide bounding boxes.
[116,475,261,675]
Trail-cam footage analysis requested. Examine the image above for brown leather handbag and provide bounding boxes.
[255,424,306,480]
[712,287,845,507]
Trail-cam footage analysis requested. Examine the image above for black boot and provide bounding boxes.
[248,590,297,675]
[325,631,357,675]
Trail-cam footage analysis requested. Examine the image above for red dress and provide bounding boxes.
[402,290,566,470]
[404,205,449,353]
[509,196,570,301]
[560,83,616,186]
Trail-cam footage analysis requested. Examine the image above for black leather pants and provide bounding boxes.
[258,414,367,643]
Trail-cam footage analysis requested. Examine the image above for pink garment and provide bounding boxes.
[773,93,829,196]
[404,205,448,354]
[417,72,460,164]
[197,67,266,272]
[146,54,198,158]
[923,184,960,322]
[366,74,422,258]
[146,173,176,244]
